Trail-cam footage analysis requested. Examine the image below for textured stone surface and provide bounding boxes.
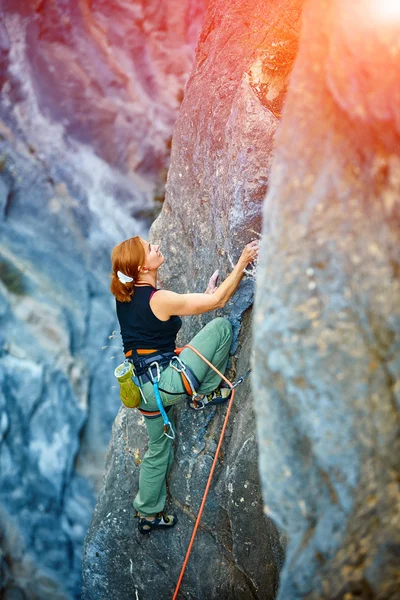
[83,350,285,600]
[83,1,304,598]
[1,0,204,187]
[0,138,120,599]
[253,0,400,598]
[0,2,203,598]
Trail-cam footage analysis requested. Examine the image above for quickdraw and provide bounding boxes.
[147,361,175,440]
[169,354,199,396]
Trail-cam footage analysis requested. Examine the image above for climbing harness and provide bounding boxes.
[117,344,250,452]
[171,344,251,600]
[121,348,198,439]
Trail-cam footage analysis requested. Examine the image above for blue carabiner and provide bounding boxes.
[148,362,175,440]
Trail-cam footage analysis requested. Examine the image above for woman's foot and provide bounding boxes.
[204,387,231,405]
[188,387,232,410]
[136,512,178,534]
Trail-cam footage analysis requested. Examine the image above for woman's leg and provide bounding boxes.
[137,318,233,407]
[133,319,232,515]
[132,410,175,516]
[179,317,233,394]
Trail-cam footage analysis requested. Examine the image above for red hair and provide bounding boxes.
[110,237,145,302]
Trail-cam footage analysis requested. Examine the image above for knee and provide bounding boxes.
[212,317,233,341]
[147,437,173,454]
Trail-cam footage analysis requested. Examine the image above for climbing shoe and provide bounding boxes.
[204,386,232,405]
[136,512,178,535]
[187,387,232,410]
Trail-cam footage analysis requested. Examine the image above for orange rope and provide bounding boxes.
[172,344,235,600]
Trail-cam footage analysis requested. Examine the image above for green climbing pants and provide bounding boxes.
[133,317,233,517]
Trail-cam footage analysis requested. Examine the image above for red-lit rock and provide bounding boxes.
[254,0,400,598]
[1,0,205,186]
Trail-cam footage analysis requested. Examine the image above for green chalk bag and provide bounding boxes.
[114,361,142,408]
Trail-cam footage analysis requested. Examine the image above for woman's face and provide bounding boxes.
[140,238,165,271]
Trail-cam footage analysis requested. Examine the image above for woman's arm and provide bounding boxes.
[151,241,259,319]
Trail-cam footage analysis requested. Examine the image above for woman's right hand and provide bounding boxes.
[238,240,260,267]
[151,240,261,320]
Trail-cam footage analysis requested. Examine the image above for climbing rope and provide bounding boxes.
[172,344,250,600]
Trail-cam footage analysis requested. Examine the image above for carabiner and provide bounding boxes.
[169,355,185,373]
[231,368,252,389]
[148,361,161,383]
[187,395,206,411]
[164,423,176,440]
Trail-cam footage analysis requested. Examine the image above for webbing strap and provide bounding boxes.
[169,355,200,396]
[181,373,194,396]
[139,405,172,419]
[148,362,175,440]
[154,381,175,439]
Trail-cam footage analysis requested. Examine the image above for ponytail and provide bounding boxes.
[110,273,135,302]
[110,237,145,302]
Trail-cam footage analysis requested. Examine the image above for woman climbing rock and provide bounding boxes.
[110,236,259,534]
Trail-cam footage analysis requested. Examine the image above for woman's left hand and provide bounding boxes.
[205,270,219,294]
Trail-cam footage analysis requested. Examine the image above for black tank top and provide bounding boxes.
[116,285,182,354]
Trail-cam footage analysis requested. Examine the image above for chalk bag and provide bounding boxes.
[114,361,142,408]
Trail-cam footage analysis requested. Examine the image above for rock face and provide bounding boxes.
[83,1,304,598]
[0,1,204,598]
[253,0,400,598]
[1,0,204,188]
[0,133,127,598]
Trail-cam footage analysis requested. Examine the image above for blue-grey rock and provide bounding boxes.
[253,0,400,598]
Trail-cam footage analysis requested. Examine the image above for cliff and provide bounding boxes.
[0,1,204,598]
[82,0,303,598]
[84,0,400,599]
[254,1,400,597]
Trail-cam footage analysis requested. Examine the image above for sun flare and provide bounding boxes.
[367,0,400,22]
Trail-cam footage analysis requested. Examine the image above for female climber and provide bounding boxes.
[110,236,259,534]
